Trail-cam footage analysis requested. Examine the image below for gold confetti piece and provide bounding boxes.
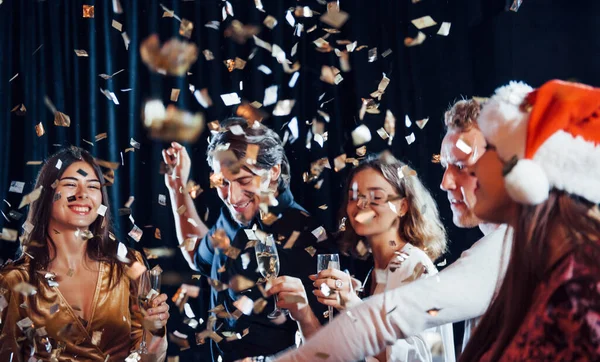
[10,103,27,116]
[122,32,130,50]
[233,295,254,316]
[398,165,417,178]
[351,125,372,146]
[112,19,122,32]
[334,154,347,172]
[320,65,340,85]
[224,20,260,44]
[312,226,328,242]
[304,246,317,257]
[100,88,120,105]
[320,8,349,29]
[95,132,107,142]
[140,34,199,76]
[128,225,143,242]
[405,32,427,47]
[143,101,205,143]
[315,352,330,359]
[9,181,25,193]
[229,275,255,292]
[26,161,42,166]
[91,330,102,345]
[253,35,273,52]
[405,132,416,145]
[16,317,34,331]
[74,49,89,57]
[19,186,43,209]
[207,278,228,292]
[427,308,441,316]
[455,138,472,154]
[179,19,194,39]
[377,128,390,140]
[370,73,391,100]
[193,88,213,108]
[263,15,277,29]
[0,228,17,242]
[202,49,214,61]
[411,16,437,29]
[14,282,37,296]
[220,92,241,106]
[355,209,376,224]
[356,240,370,257]
[416,117,429,129]
[170,89,180,102]
[54,111,71,127]
[510,0,523,12]
[273,100,296,116]
[35,122,45,137]
[359,98,380,120]
[82,5,94,18]
[224,57,247,72]
[368,47,378,62]
[437,22,451,36]
[257,64,272,74]
[112,0,123,13]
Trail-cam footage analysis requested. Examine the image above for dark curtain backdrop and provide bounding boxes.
[1,0,599,360]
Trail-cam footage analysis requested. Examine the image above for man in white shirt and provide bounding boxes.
[273,98,513,362]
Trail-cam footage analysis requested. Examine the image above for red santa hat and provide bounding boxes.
[477,79,600,205]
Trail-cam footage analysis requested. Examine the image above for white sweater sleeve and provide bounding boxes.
[273,226,511,362]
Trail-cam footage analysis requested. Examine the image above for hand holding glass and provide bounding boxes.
[317,254,340,323]
[255,234,287,319]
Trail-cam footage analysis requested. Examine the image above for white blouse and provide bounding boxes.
[363,243,455,362]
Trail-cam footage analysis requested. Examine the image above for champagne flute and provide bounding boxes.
[136,271,151,354]
[255,234,286,319]
[137,266,163,354]
[317,254,340,323]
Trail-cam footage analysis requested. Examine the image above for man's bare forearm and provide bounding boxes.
[296,308,322,341]
[168,187,209,269]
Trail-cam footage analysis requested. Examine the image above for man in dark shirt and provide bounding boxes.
[163,117,329,361]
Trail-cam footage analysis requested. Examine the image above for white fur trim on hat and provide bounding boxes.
[478,81,534,162]
[505,159,550,205]
[533,131,600,204]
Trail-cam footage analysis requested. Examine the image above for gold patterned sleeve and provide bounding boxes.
[0,271,27,362]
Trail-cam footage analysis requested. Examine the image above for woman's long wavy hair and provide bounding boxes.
[338,155,447,261]
[460,191,600,361]
[15,147,126,289]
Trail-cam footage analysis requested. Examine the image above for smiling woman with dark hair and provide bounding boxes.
[0,147,168,362]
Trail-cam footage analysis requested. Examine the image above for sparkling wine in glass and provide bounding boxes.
[317,254,340,323]
[137,266,162,354]
[255,234,286,319]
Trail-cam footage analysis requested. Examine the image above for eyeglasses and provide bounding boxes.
[349,189,403,207]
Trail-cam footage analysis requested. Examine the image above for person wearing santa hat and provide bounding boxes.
[460,79,600,361]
